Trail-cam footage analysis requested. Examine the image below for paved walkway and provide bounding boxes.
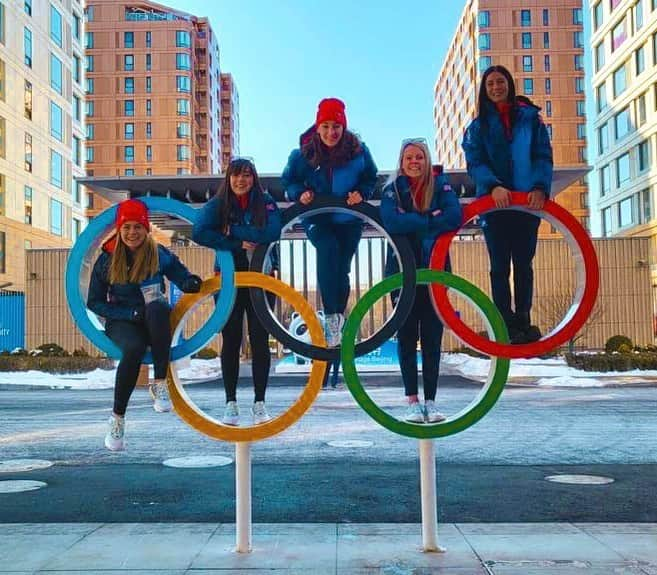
[2,522,656,574]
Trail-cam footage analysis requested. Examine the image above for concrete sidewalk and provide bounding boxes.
[2,522,656,574]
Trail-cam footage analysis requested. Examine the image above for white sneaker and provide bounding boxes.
[252,401,271,425]
[425,400,447,423]
[104,415,125,451]
[325,313,344,347]
[149,379,172,413]
[404,402,425,423]
[222,401,240,426]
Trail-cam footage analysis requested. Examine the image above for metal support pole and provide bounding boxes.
[419,439,445,553]
[235,442,252,553]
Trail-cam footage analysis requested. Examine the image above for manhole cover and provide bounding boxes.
[0,480,48,493]
[545,474,614,485]
[163,455,233,468]
[0,459,54,473]
[326,440,373,448]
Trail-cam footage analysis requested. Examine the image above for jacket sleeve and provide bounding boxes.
[159,246,195,291]
[380,181,430,235]
[281,149,308,202]
[87,254,138,321]
[462,119,502,196]
[531,116,554,197]
[355,144,378,200]
[230,194,283,244]
[192,195,242,251]
[429,177,463,234]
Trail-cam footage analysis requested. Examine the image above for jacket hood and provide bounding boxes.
[515,95,541,111]
[102,234,118,254]
[299,125,316,147]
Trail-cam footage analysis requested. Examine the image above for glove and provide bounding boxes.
[181,275,202,293]
[131,306,145,322]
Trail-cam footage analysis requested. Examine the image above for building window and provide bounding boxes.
[146,122,152,139]
[85,146,94,163]
[176,53,191,70]
[479,56,491,72]
[145,54,151,71]
[612,17,627,51]
[580,192,589,209]
[616,153,631,187]
[595,42,605,72]
[642,189,652,222]
[636,0,644,29]
[24,80,32,120]
[576,100,585,116]
[637,92,647,126]
[25,133,32,172]
[124,146,134,163]
[146,99,152,116]
[596,83,607,112]
[573,31,583,48]
[635,45,645,75]
[478,10,490,27]
[176,30,191,47]
[85,5,94,21]
[545,124,552,139]
[544,55,550,71]
[575,77,584,93]
[86,123,94,140]
[146,76,152,93]
[124,77,134,93]
[25,0,32,16]
[599,122,609,153]
[73,13,81,40]
[50,150,63,189]
[86,100,94,117]
[613,64,626,98]
[86,78,94,94]
[600,165,611,196]
[177,99,189,116]
[146,168,152,176]
[84,54,92,73]
[545,100,552,117]
[593,2,603,30]
[24,27,32,67]
[638,139,650,172]
[85,31,94,49]
[0,118,4,159]
[521,32,532,49]
[50,101,63,141]
[543,32,549,49]
[50,4,62,47]
[522,55,533,72]
[0,230,5,272]
[72,218,82,241]
[177,122,190,138]
[0,4,4,45]
[73,95,81,122]
[542,8,549,25]
[146,31,152,48]
[124,100,134,116]
[124,31,134,48]
[602,207,612,236]
[146,145,152,161]
[523,78,533,94]
[572,7,583,24]
[575,54,584,71]
[543,78,551,95]
[125,169,134,176]
[50,53,63,94]
[177,145,190,161]
[520,9,531,26]
[614,107,631,139]
[124,55,134,71]
[124,123,134,140]
[619,196,633,227]
[577,124,586,139]
[24,186,32,225]
[73,135,81,167]
[50,198,63,236]
[176,75,191,92]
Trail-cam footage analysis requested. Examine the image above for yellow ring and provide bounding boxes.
[167,272,328,442]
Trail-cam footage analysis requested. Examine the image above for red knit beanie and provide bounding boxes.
[116,199,150,232]
[315,98,347,129]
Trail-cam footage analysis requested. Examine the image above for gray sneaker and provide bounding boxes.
[222,401,240,426]
[325,313,344,347]
[149,380,171,413]
[425,400,446,423]
[404,402,425,423]
[252,401,271,425]
[104,415,125,451]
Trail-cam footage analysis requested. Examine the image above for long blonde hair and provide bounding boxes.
[394,140,435,213]
[109,233,159,284]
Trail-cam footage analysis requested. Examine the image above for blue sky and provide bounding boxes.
[164,0,465,173]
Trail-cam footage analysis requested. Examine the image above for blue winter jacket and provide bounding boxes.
[88,244,196,322]
[281,131,378,224]
[462,98,553,198]
[381,174,462,277]
[192,191,282,272]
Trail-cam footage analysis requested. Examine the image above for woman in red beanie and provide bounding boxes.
[88,199,202,451]
[281,98,378,348]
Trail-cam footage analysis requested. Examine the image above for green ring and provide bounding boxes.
[340,269,510,438]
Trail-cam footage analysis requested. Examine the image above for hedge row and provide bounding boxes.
[0,355,115,373]
[565,352,657,372]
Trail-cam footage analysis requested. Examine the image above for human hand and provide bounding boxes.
[527,189,546,210]
[491,186,511,208]
[299,190,314,205]
[181,275,202,293]
[242,241,258,250]
[346,191,363,206]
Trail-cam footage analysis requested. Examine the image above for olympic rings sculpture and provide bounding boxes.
[429,193,600,359]
[66,194,598,443]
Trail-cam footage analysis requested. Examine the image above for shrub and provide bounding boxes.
[565,350,657,372]
[34,343,69,357]
[0,355,114,373]
[72,348,90,357]
[605,335,633,353]
[193,347,218,360]
[617,343,632,354]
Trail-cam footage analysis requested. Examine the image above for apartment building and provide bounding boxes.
[219,72,239,172]
[434,0,589,235]
[0,0,86,292]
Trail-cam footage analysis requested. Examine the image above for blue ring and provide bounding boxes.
[65,197,235,362]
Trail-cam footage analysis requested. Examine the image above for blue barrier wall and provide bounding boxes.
[0,292,25,352]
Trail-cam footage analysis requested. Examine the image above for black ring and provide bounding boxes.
[249,196,416,361]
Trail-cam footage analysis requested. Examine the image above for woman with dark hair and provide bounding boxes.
[193,158,281,426]
[381,139,462,422]
[462,65,553,344]
[88,199,202,451]
[282,98,378,347]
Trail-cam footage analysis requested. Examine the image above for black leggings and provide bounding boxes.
[220,288,271,403]
[106,300,171,416]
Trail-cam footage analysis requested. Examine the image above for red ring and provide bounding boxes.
[430,192,599,359]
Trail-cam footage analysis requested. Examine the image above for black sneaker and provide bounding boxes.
[523,325,542,343]
[509,326,528,344]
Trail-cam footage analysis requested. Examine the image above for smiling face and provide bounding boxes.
[119,221,148,251]
[485,71,510,104]
[316,121,344,147]
[229,166,254,197]
[401,144,428,179]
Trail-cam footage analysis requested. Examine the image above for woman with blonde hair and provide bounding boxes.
[380,139,462,423]
[88,199,202,451]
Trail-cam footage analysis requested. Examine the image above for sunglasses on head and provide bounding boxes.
[401,137,428,147]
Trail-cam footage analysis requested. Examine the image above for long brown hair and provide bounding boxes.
[301,130,362,169]
[394,140,435,213]
[109,233,159,284]
[218,158,267,233]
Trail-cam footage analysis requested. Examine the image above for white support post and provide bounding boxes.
[419,439,444,553]
[235,441,252,553]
